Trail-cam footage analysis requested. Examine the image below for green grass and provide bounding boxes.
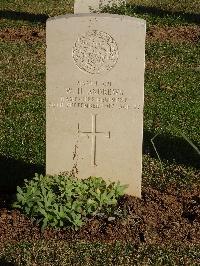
[1,0,199,15]
[0,0,200,264]
[0,0,73,28]
[101,1,200,26]
[1,0,73,14]
[1,0,200,28]
[1,241,200,265]
[145,67,200,139]
[0,41,45,164]
[128,0,200,14]
[142,155,200,191]
[145,42,200,140]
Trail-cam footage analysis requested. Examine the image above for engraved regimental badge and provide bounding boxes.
[72,30,119,74]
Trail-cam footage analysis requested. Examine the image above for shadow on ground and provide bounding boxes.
[0,10,48,23]
[0,131,199,195]
[143,130,200,169]
[127,4,200,24]
[0,156,44,194]
[0,5,199,24]
[0,258,15,266]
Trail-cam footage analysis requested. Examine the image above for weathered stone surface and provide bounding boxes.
[74,0,126,14]
[46,14,146,197]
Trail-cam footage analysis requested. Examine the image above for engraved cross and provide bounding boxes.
[78,114,111,166]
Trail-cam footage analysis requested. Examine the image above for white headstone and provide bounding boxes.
[74,0,126,14]
[46,14,146,197]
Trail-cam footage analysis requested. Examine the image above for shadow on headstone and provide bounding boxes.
[0,155,45,194]
[143,130,200,169]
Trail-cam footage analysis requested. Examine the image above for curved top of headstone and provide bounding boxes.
[47,13,146,25]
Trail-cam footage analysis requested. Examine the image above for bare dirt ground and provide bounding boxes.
[0,25,199,43]
[0,185,199,249]
[148,25,200,43]
[0,27,45,42]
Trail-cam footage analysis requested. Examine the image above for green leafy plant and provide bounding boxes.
[13,174,128,230]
